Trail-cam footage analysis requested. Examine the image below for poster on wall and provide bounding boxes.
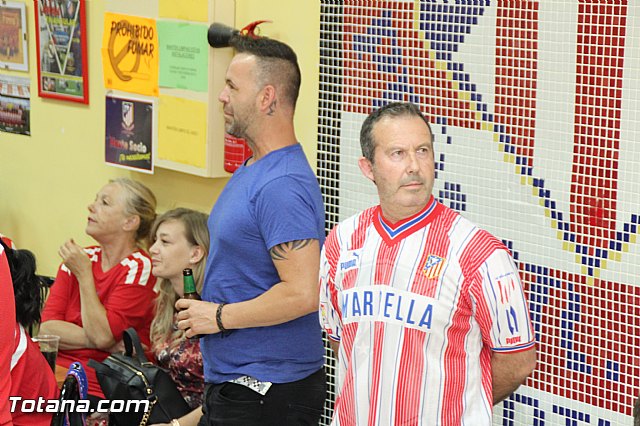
[102,13,159,97]
[0,74,30,135]
[34,0,89,104]
[105,95,155,174]
[157,21,209,92]
[158,95,207,169]
[0,2,29,72]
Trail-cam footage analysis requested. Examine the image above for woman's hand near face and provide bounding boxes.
[58,239,92,281]
[58,238,116,350]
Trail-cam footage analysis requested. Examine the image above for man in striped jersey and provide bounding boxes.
[319,102,537,425]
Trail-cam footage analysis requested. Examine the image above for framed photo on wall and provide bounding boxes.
[34,0,88,103]
[0,2,29,71]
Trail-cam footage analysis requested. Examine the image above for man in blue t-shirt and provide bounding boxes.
[176,33,326,425]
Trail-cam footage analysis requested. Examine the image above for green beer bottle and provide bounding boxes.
[182,268,201,300]
[182,268,202,339]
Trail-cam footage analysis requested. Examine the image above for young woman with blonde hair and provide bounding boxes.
[148,208,209,426]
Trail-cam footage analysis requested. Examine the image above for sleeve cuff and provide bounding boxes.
[492,340,536,353]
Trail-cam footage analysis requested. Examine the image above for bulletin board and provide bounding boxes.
[102,0,234,177]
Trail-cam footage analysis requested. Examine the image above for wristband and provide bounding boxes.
[216,302,229,335]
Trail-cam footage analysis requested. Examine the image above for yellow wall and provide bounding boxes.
[0,0,320,275]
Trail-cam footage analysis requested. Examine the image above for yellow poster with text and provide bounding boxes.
[158,96,207,168]
[102,13,159,96]
[159,0,208,22]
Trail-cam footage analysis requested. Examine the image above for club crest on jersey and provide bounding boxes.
[422,255,445,279]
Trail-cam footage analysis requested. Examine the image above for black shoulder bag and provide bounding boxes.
[88,328,191,426]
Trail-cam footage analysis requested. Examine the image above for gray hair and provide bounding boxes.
[110,178,157,247]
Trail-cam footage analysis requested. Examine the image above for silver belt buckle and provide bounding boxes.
[229,375,273,396]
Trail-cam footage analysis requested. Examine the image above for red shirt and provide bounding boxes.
[2,233,57,425]
[42,246,157,397]
[10,324,59,426]
[0,246,16,425]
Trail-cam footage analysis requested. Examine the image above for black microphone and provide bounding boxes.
[207,22,239,48]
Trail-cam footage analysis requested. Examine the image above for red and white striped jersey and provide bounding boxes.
[0,244,16,425]
[10,324,58,426]
[320,197,535,426]
[41,246,157,396]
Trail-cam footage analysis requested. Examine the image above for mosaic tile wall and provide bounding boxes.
[317,1,640,425]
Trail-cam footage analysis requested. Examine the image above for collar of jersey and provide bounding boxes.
[373,196,440,244]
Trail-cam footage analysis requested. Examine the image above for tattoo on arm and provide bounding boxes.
[270,239,314,261]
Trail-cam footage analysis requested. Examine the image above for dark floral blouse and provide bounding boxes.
[154,332,204,409]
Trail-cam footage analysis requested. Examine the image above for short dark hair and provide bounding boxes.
[230,35,301,108]
[360,102,434,163]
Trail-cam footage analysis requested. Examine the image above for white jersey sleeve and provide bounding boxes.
[474,249,535,352]
[319,230,342,342]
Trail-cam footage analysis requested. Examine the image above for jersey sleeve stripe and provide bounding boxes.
[132,252,152,285]
[121,258,139,285]
[492,340,536,353]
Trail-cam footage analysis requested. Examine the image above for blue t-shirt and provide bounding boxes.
[202,143,325,384]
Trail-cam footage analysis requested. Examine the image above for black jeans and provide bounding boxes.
[198,368,326,426]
